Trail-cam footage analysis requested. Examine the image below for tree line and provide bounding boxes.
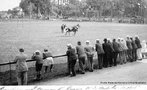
[19,0,147,19]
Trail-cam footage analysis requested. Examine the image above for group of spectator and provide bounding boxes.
[14,48,54,85]
[66,35,142,77]
[14,35,143,85]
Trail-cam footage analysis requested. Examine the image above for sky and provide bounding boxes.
[0,0,21,11]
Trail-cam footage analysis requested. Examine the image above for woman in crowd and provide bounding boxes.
[14,48,28,85]
[66,44,77,76]
[43,49,54,73]
[32,50,43,80]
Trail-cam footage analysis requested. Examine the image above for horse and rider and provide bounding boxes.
[61,24,80,36]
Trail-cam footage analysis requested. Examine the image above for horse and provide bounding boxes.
[61,24,66,33]
[65,24,80,36]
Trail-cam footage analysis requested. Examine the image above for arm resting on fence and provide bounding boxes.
[0,54,67,66]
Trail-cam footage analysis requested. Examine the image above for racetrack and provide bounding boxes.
[0,20,147,71]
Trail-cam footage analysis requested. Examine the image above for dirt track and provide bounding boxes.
[30,59,147,85]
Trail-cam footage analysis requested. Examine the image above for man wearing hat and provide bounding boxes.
[135,35,142,60]
[85,40,95,72]
[102,38,111,67]
[95,39,105,69]
[126,36,133,62]
[14,48,28,85]
[66,44,77,76]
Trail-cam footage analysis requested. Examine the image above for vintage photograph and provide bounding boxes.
[0,0,147,86]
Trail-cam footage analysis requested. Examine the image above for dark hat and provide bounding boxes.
[104,38,107,41]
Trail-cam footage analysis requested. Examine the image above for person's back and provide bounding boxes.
[85,45,94,57]
[76,45,86,58]
[43,52,53,59]
[15,53,28,72]
[112,41,120,52]
[32,54,43,64]
[126,39,132,50]
[67,48,77,60]
[95,43,104,54]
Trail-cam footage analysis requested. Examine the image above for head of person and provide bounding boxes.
[135,35,139,40]
[67,43,72,49]
[130,37,133,41]
[118,38,121,42]
[113,39,116,42]
[19,48,24,53]
[77,41,81,45]
[107,38,111,43]
[34,50,41,55]
[35,50,40,55]
[121,38,124,42]
[104,38,107,43]
[96,39,100,44]
[86,40,90,45]
[126,35,130,40]
[44,49,48,52]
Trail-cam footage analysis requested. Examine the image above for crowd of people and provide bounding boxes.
[14,35,145,85]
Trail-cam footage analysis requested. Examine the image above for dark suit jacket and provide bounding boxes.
[135,39,142,48]
[102,43,113,54]
[126,40,133,50]
[112,42,120,52]
[66,48,77,61]
[131,40,138,49]
[95,43,105,54]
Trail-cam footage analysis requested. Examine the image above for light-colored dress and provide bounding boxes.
[43,52,54,66]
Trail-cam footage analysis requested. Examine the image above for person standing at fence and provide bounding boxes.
[76,41,86,74]
[43,49,54,73]
[126,36,133,62]
[118,38,124,64]
[107,39,114,67]
[130,37,137,61]
[135,35,142,60]
[102,38,110,68]
[85,40,95,72]
[66,44,77,76]
[14,48,28,85]
[121,38,128,64]
[112,39,120,66]
[95,39,105,69]
[32,50,43,80]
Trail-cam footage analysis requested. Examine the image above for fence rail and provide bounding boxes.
[0,54,67,66]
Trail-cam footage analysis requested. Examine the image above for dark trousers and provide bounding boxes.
[98,54,104,69]
[78,57,86,73]
[69,60,77,76]
[113,52,118,66]
[87,56,94,71]
[127,49,133,62]
[103,53,109,68]
[132,49,137,61]
[108,53,113,67]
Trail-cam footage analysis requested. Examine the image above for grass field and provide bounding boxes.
[0,20,147,72]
